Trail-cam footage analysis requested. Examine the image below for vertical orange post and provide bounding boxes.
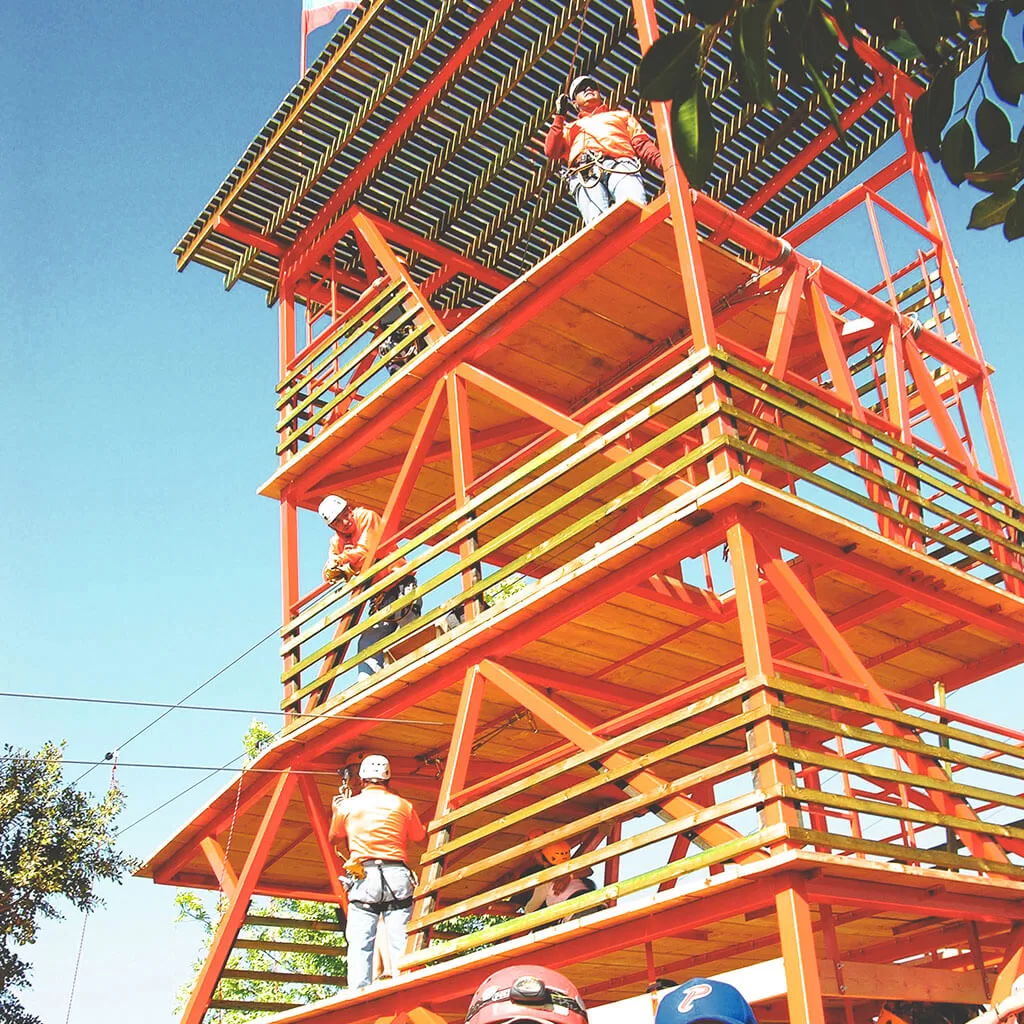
[281,494,301,725]
[447,372,483,621]
[727,519,800,846]
[407,664,487,954]
[776,877,827,1024]
[992,923,1024,1003]
[278,280,298,463]
[630,0,739,482]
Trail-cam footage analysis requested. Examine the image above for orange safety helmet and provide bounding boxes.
[540,841,572,866]
[465,965,588,1024]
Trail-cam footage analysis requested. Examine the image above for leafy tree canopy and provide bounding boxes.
[0,742,136,1024]
[637,0,1024,239]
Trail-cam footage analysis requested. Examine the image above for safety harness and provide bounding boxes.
[348,859,413,914]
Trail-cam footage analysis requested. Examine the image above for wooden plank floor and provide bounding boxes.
[238,853,1024,1024]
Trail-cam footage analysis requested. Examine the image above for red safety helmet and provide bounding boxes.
[465,965,588,1024]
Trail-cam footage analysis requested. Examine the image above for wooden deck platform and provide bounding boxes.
[141,476,1024,902]
[221,852,1024,1023]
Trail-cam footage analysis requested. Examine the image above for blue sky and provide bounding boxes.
[4,3,1024,1023]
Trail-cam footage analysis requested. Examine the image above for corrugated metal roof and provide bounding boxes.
[174,0,981,309]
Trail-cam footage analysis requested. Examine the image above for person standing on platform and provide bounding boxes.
[329,754,426,989]
[317,495,420,678]
[654,978,760,1024]
[544,74,663,226]
[464,964,589,1023]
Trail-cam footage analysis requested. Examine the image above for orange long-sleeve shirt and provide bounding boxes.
[323,506,407,582]
[329,786,426,863]
[544,106,663,170]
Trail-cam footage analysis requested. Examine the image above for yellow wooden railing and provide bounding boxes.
[279,348,1024,719]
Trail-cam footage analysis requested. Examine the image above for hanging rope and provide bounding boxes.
[565,0,593,89]
[218,766,246,892]
[63,913,89,1024]
[64,752,120,1023]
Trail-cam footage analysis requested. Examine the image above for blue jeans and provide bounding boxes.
[569,155,648,225]
[343,863,416,989]
[356,618,398,678]
[356,581,420,679]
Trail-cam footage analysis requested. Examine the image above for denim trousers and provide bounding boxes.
[570,156,648,225]
[356,601,419,679]
[343,863,416,989]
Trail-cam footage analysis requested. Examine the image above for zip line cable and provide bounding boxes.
[0,691,444,726]
[119,749,249,836]
[11,755,386,776]
[70,624,282,786]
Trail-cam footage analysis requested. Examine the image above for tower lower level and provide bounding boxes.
[152,3,1024,1023]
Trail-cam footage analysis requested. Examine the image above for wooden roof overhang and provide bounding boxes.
[173,0,982,311]
[140,476,1024,899]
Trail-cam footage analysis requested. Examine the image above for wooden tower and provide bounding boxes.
[143,3,1024,1023]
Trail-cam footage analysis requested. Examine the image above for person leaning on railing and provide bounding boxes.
[544,74,663,227]
[329,754,426,989]
[318,495,421,678]
[521,840,597,922]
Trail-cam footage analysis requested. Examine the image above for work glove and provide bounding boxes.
[344,858,366,880]
[555,94,571,117]
[323,563,353,584]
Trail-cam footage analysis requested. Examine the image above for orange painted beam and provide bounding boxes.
[478,659,763,858]
[180,770,298,1024]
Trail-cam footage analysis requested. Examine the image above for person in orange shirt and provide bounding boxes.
[544,74,663,226]
[329,754,426,988]
[318,495,421,679]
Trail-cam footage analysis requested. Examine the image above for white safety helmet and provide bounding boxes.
[318,495,348,526]
[569,74,600,99]
[359,754,391,782]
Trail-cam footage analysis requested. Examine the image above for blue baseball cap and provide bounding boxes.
[655,979,758,1024]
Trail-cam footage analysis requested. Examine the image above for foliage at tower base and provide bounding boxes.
[638,0,1024,240]
[175,894,349,1020]
[0,742,136,1024]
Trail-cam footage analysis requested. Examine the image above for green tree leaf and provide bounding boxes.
[976,98,1012,151]
[638,28,703,102]
[968,191,1016,229]
[770,19,808,85]
[670,81,716,189]
[847,0,898,41]
[0,743,136,1024]
[802,4,840,74]
[986,2,1024,105]
[964,143,1024,192]
[941,118,976,185]
[807,63,844,136]
[912,61,956,161]
[900,0,959,66]
[734,0,780,107]
[1005,189,1024,240]
[884,29,924,61]
[684,0,734,23]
